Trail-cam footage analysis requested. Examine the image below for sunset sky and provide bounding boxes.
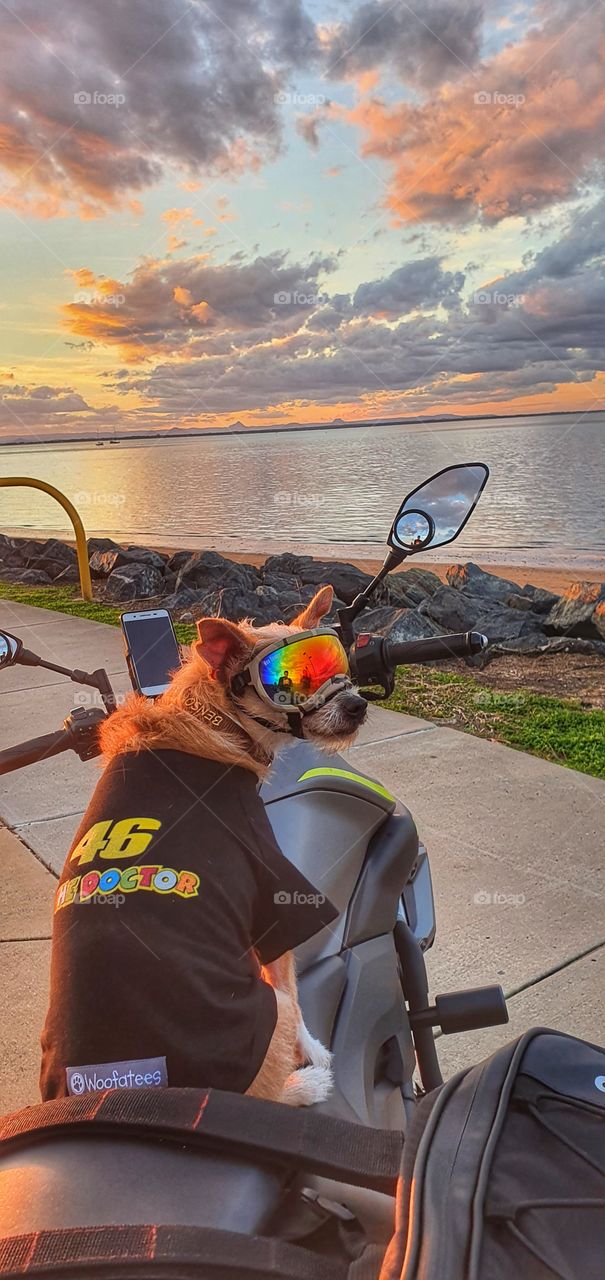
[1,0,604,439]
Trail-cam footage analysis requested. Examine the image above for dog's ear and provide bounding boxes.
[195,618,251,681]
[291,584,334,629]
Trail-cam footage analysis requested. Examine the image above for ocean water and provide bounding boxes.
[1,412,603,570]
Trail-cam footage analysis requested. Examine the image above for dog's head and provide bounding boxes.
[194,584,367,752]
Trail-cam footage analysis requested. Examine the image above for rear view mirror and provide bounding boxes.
[0,630,23,669]
[388,463,489,553]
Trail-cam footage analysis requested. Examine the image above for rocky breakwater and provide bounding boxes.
[1,534,605,662]
[358,561,605,661]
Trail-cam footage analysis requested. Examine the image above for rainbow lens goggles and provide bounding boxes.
[231,628,351,715]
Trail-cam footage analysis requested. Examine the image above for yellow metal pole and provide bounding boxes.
[0,477,93,601]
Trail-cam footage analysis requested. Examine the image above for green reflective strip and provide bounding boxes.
[297,767,395,803]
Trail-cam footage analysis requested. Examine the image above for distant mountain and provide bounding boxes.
[0,407,598,449]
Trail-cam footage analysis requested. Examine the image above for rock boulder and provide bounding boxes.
[544,580,605,639]
[353,605,443,645]
[387,567,443,607]
[446,562,520,603]
[0,567,53,585]
[104,563,165,601]
[176,551,260,594]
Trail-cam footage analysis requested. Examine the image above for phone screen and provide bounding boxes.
[121,612,180,695]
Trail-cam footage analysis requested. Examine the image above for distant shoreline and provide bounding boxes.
[0,406,603,449]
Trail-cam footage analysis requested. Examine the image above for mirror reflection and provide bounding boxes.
[392,511,434,551]
[0,631,19,669]
[390,463,488,551]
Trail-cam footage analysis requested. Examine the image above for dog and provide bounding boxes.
[40,585,367,1107]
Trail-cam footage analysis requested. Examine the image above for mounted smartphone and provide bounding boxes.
[120,609,181,697]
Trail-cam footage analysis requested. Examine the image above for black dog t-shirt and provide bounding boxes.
[40,749,338,1100]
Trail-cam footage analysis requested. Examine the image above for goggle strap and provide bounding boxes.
[231,669,251,696]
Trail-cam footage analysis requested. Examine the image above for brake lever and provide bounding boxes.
[358,682,394,702]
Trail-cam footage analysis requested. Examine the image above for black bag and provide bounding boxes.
[380,1028,605,1280]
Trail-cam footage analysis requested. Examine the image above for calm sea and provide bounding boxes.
[1,412,603,571]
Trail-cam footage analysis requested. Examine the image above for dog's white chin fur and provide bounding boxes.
[233,689,364,759]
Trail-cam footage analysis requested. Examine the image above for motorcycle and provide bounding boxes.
[0,463,508,1265]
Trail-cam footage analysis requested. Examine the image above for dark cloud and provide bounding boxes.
[323,0,484,89]
[353,258,465,315]
[0,382,92,429]
[88,204,604,416]
[0,0,318,213]
[63,252,336,357]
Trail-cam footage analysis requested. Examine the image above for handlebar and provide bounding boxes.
[0,707,107,776]
[0,627,488,775]
[385,631,488,666]
[0,728,72,774]
[350,630,488,697]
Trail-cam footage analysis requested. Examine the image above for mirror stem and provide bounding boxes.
[16,650,116,712]
[336,548,408,649]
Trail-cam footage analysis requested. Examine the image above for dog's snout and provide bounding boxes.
[341,692,367,721]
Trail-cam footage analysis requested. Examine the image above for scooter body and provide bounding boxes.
[261,738,434,1131]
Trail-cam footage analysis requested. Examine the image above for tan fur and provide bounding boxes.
[98,587,344,1105]
[245,955,300,1100]
[99,586,335,778]
[99,652,269,778]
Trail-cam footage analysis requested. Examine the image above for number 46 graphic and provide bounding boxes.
[70,818,161,864]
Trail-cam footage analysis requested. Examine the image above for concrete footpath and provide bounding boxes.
[1,599,604,1114]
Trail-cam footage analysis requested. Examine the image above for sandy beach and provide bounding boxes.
[188,549,603,597]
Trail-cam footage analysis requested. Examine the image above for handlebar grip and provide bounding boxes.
[386,631,488,666]
[0,728,72,775]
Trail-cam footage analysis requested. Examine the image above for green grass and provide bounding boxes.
[383,666,605,779]
[2,580,603,778]
[0,580,196,643]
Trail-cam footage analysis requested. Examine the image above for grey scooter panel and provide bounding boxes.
[263,740,396,966]
[324,936,415,1129]
[345,812,419,948]
[295,954,348,1049]
[262,739,396,814]
[262,737,430,1140]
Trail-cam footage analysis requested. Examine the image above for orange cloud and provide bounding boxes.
[340,7,605,225]
[167,234,187,253]
[162,207,194,226]
[70,268,97,289]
